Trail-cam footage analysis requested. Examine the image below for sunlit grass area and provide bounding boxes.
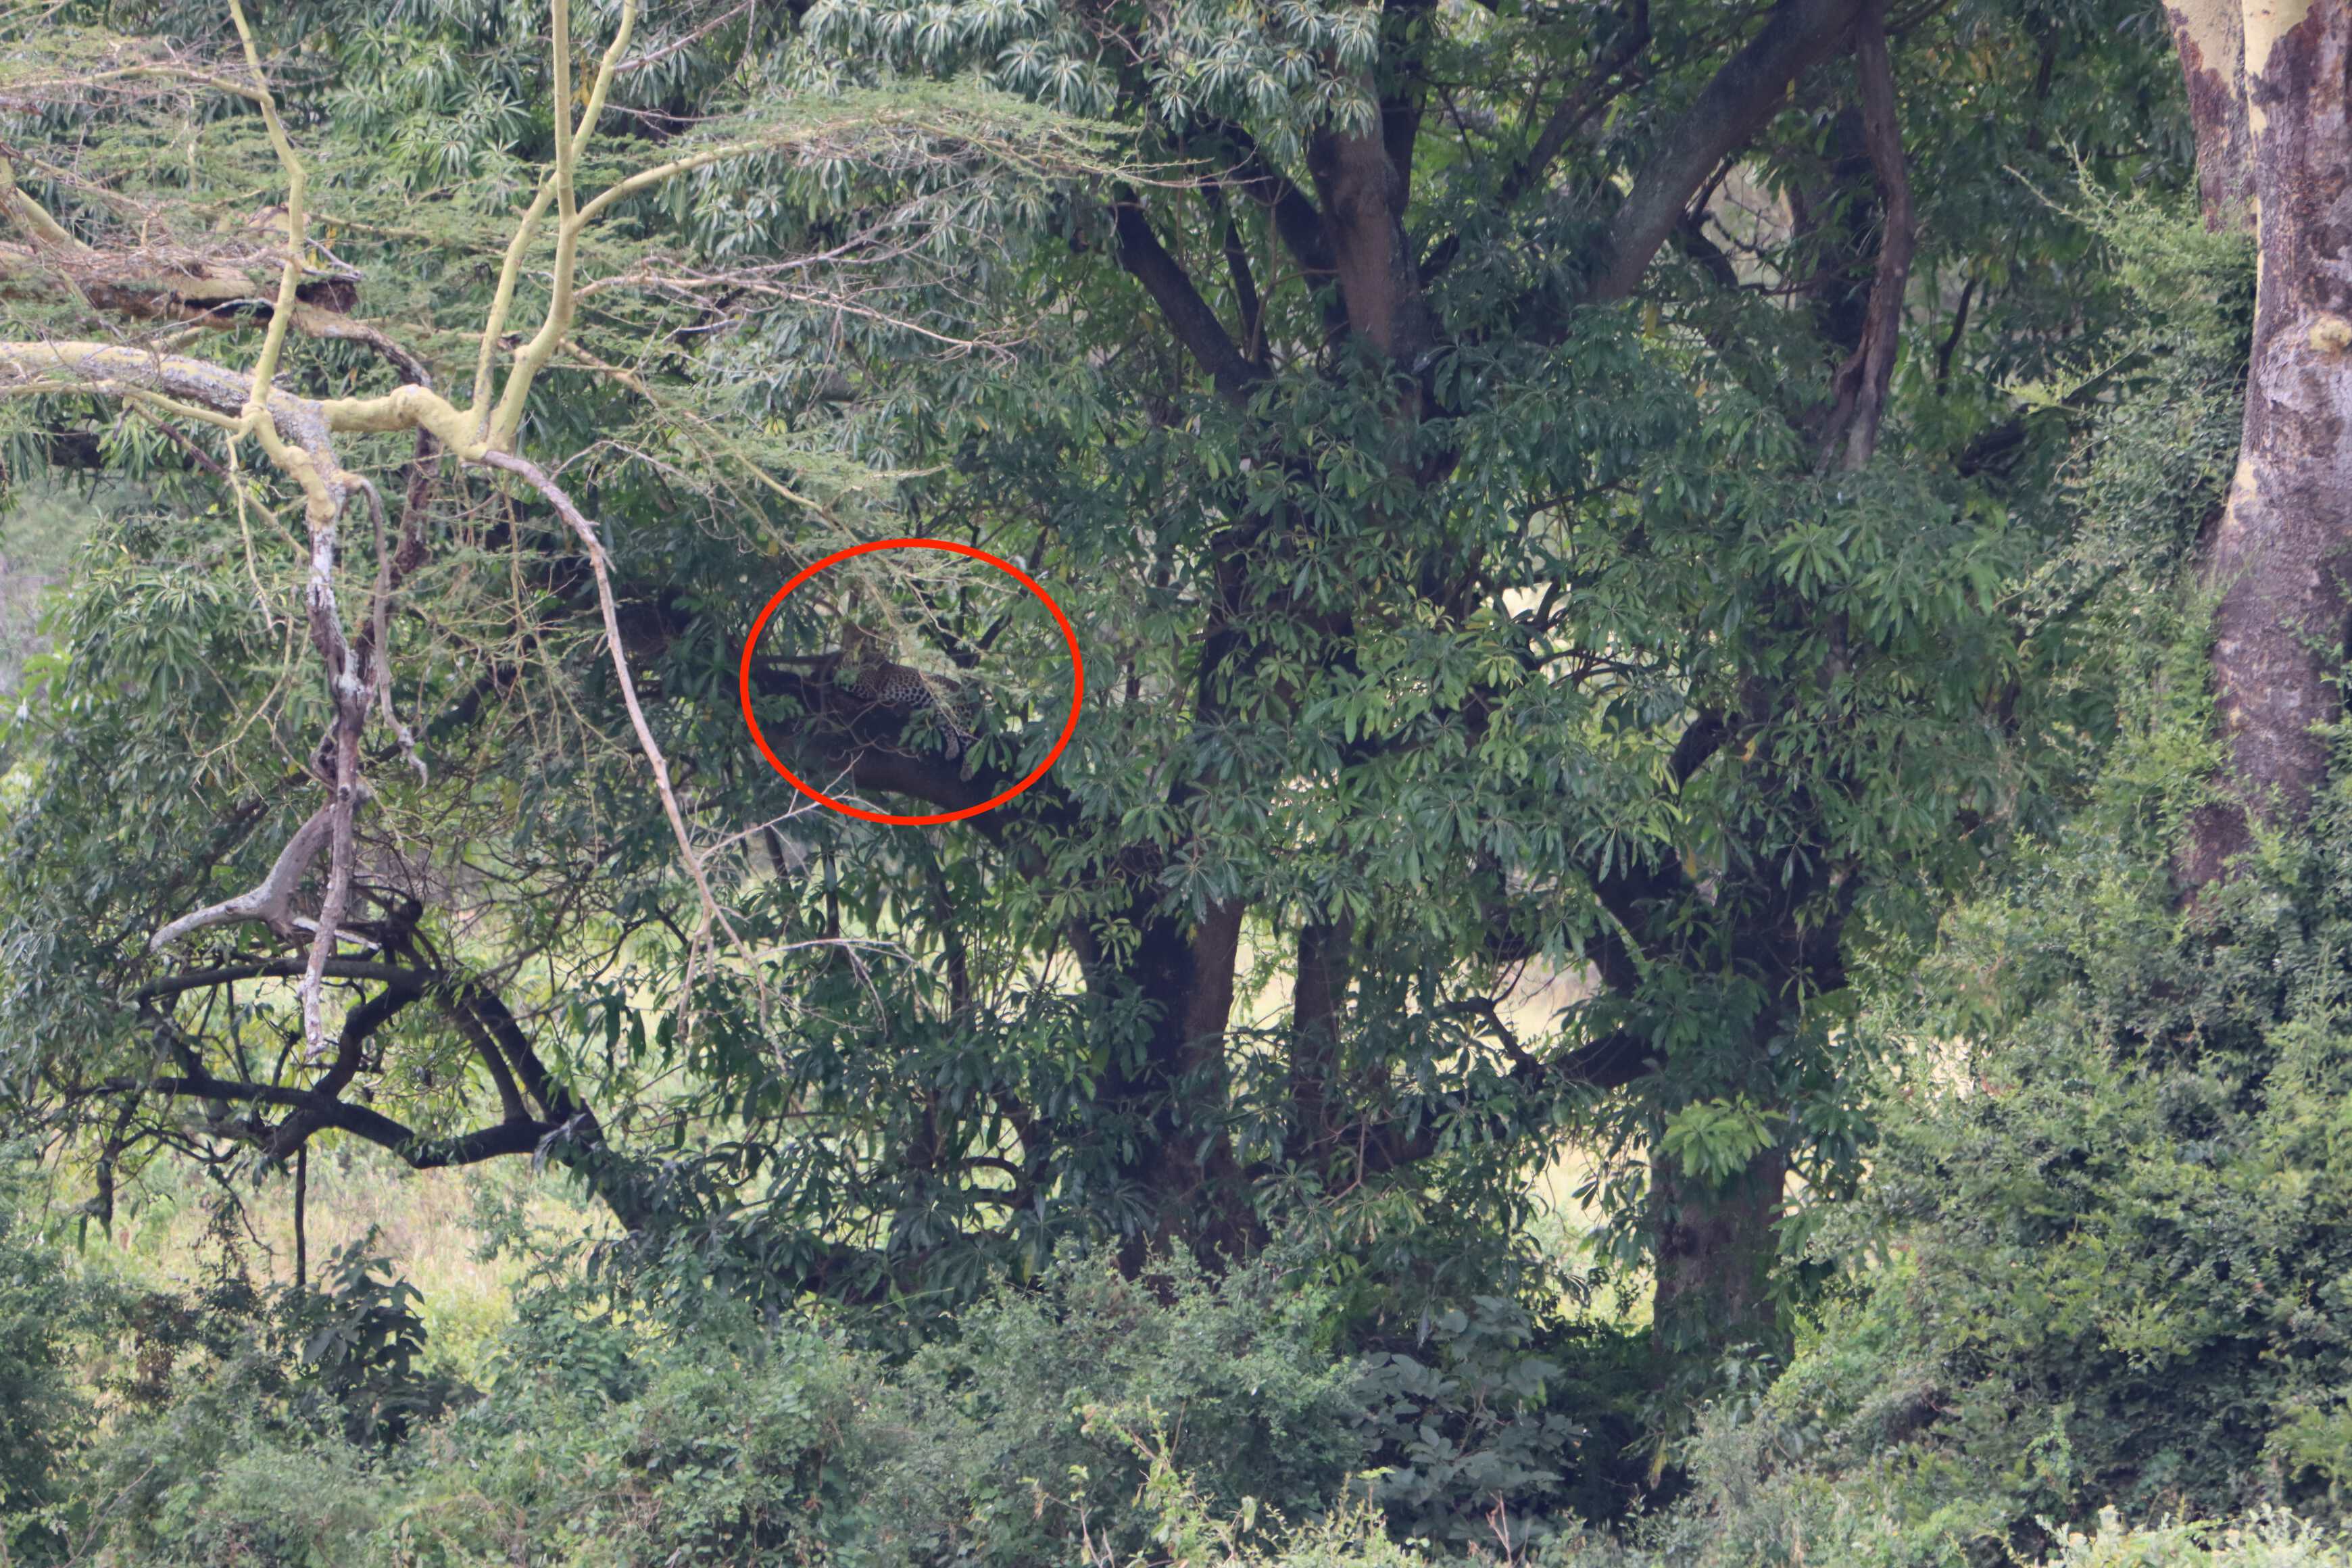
[87,1144,613,1384]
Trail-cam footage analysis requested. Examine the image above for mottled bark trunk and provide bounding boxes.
[1308,122,1441,369]
[2183,0,2352,885]
[2165,0,2256,231]
[1647,1143,1790,1365]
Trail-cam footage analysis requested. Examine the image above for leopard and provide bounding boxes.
[784,622,975,757]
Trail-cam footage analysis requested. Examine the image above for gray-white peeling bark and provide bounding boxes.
[2185,0,2352,885]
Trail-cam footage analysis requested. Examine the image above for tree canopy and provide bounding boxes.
[0,0,2220,1391]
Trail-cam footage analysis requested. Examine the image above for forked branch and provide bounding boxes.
[0,0,1103,1053]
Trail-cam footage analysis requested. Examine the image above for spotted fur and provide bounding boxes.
[831,624,973,755]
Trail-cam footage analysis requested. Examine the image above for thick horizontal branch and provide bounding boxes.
[745,664,1010,817]
[0,241,428,385]
[149,1068,565,1166]
[0,340,329,448]
[136,958,428,1001]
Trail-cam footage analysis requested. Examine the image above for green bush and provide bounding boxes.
[281,1233,469,1449]
[1352,1296,1597,1554]
[49,1242,1642,1565]
[2034,1513,2352,1568]
[1559,717,2352,1567]
[870,1249,1365,1565]
[1538,1510,2352,1568]
[26,1186,2352,1567]
[0,1146,107,1565]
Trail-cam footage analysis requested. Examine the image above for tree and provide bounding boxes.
[2165,0,2352,885]
[1,0,2188,1383]
[0,0,1095,1247]
[769,0,2182,1360]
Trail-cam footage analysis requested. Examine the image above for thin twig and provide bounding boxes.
[476,450,745,970]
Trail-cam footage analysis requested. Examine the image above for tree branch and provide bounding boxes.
[148,805,335,950]
[1817,3,1915,470]
[1203,180,1263,357]
[1111,193,1262,401]
[478,449,745,967]
[745,664,1013,818]
[1669,708,1730,787]
[1190,122,1337,283]
[135,958,428,1002]
[1592,0,1867,301]
[1504,0,1650,210]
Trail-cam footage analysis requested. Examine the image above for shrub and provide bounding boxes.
[281,1232,469,1448]
[1560,722,2352,1567]
[1352,1296,1593,1554]
[868,1248,1367,1564]
[0,1145,107,1565]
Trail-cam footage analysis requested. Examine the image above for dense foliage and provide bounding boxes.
[8,0,2352,1556]
[0,0,2204,1367]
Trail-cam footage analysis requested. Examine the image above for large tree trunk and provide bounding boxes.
[2181,0,2352,886]
[1647,1144,1789,1365]
[2163,0,2255,230]
[1082,898,1263,1269]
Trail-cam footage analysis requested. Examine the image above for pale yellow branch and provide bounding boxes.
[571,0,641,167]
[0,373,242,433]
[488,129,852,451]
[485,0,585,451]
[470,174,558,428]
[0,159,93,255]
[39,62,270,104]
[224,0,310,424]
[0,341,297,429]
[483,0,642,451]
[571,137,772,228]
[322,381,486,453]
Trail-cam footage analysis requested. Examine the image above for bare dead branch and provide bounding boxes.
[148,805,335,950]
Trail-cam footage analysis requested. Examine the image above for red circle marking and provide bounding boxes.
[737,537,1083,825]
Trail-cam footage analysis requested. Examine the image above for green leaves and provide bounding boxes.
[0,0,2210,1374]
[1659,1098,1780,1187]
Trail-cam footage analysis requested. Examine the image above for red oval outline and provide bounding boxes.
[737,537,1083,825]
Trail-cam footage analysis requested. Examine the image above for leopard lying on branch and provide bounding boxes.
[766,623,977,757]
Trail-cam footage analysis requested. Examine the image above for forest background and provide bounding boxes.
[3,0,2352,1559]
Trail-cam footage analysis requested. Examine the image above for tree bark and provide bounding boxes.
[1819,5,1914,470]
[2164,0,2256,231]
[2183,0,2352,885]
[1647,1143,1789,1364]
[1072,896,1260,1269]
[1289,915,1354,1160]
